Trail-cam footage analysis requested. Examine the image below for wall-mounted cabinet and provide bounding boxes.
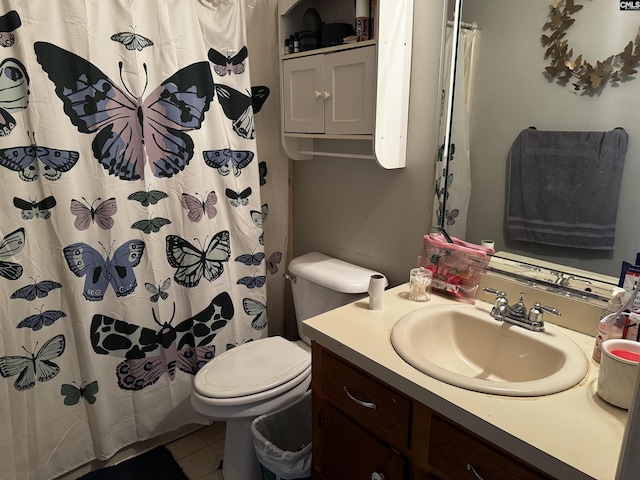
[278,0,414,169]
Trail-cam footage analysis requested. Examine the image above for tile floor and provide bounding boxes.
[54,422,227,480]
[166,422,227,480]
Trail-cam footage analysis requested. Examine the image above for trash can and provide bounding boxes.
[251,389,312,480]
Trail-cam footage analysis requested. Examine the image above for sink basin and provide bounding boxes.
[391,304,588,396]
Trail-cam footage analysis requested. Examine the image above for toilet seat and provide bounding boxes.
[193,336,311,406]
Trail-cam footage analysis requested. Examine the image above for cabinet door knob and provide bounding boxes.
[322,91,331,99]
[371,473,385,480]
[314,90,322,98]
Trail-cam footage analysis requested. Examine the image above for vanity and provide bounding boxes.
[303,285,628,480]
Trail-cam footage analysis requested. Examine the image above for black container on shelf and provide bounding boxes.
[320,22,353,47]
[299,7,321,51]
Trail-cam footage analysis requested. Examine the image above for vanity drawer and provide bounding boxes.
[319,348,412,449]
[428,415,554,480]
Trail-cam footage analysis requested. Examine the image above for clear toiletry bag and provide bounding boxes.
[419,233,494,304]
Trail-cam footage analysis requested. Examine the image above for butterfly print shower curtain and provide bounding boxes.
[0,2,271,479]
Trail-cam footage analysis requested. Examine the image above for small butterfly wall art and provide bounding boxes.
[90,294,233,390]
[34,42,215,181]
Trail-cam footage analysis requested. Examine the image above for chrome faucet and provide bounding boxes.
[482,288,560,332]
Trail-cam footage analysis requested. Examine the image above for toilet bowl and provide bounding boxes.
[191,252,386,480]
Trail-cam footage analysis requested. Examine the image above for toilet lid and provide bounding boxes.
[193,336,311,398]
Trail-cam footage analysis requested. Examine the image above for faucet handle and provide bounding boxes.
[528,302,561,323]
[483,287,506,298]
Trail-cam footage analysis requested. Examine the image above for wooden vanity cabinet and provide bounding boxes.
[311,342,555,480]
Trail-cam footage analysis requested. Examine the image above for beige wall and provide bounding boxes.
[291,1,446,287]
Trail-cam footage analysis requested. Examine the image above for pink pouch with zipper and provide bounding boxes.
[419,233,494,304]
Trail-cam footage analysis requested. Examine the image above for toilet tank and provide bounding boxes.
[288,252,388,344]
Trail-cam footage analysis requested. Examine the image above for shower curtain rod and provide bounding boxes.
[447,20,478,30]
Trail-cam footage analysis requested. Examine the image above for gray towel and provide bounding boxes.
[506,127,628,250]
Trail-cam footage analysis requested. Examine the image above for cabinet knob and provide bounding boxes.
[371,473,385,480]
[322,91,331,99]
[314,90,322,98]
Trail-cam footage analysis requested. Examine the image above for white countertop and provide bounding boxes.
[302,284,629,480]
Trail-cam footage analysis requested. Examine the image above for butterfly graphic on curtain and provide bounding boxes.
[11,277,62,301]
[0,227,25,281]
[203,148,254,177]
[165,231,230,288]
[0,10,21,48]
[237,273,266,289]
[0,334,65,391]
[258,161,267,186]
[61,380,99,405]
[70,197,117,230]
[111,26,154,51]
[181,191,217,222]
[17,306,67,331]
[63,239,145,301]
[128,188,169,206]
[145,278,171,302]
[131,215,171,234]
[0,57,30,136]
[243,297,267,330]
[225,187,251,207]
[215,85,270,140]
[0,132,79,181]
[13,196,56,220]
[235,252,265,266]
[34,42,215,181]
[208,47,248,76]
[90,293,233,390]
[250,203,268,227]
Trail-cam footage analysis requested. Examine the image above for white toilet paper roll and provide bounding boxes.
[356,0,370,18]
[368,274,385,310]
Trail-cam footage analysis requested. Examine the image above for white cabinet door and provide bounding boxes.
[283,46,376,135]
[283,55,324,134]
[324,46,376,135]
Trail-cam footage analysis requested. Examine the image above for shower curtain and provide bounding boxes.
[433,26,479,239]
[0,1,273,478]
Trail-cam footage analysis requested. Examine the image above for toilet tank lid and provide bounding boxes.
[288,252,388,294]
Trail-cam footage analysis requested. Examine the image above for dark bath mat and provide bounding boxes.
[77,446,189,480]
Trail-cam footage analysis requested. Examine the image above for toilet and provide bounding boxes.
[191,252,387,480]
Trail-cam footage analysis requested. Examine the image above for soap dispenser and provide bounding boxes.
[593,287,626,363]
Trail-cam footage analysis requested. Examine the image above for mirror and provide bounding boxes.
[437,0,640,287]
